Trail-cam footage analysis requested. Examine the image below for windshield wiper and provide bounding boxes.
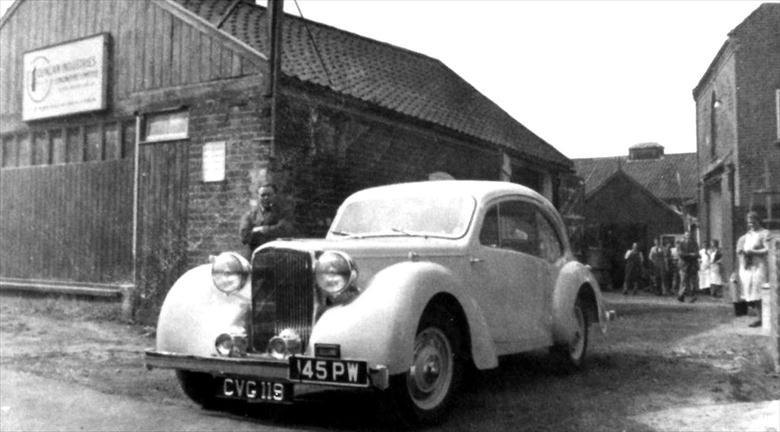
[391,227,429,239]
[330,230,363,239]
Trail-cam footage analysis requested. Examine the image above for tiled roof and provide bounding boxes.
[172,0,572,169]
[573,153,697,202]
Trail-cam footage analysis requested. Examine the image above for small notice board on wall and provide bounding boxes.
[202,141,226,182]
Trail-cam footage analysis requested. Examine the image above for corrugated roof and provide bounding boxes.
[573,152,697,202]
[172,0,572,169]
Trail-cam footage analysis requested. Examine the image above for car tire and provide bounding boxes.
[550,297,589,372]
[175,370,219,409]
[384,306,463,426]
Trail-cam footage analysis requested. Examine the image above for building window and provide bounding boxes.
[143,111,189,142]
[709,92,718,159]
[775,89,779,140]
[0,119,133,169]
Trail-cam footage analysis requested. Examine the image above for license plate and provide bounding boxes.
[218,376,291,403]
[289,356,369,387]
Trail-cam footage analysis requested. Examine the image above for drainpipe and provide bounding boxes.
[122,112,142,322]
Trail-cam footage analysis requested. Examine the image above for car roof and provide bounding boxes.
[345,180,549,206]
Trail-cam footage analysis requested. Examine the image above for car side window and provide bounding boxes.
[537,211,563,262]
[479,206,499,247]
[497,201,538,256]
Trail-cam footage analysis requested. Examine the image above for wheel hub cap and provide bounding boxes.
[407,327,453,410]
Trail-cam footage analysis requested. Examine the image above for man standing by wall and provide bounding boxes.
[677,231,700,303]
[239,184,294,257]
[649,238,667,296]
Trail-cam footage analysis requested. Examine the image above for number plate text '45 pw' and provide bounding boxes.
[289,356,369,387]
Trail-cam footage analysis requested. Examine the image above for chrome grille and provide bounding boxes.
[251,248,314,353]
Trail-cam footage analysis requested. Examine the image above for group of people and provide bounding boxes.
[622,211,770,327]
[622,232,709,302]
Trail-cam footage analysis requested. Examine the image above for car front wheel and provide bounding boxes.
[385,307,462,425]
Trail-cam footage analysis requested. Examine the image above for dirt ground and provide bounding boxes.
[1,291,778,431]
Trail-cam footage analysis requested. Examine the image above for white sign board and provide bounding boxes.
[22,34,108,121]
[202,141,226,182]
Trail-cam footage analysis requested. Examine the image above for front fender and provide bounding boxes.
[156,264,251,357]
[309,261,498,375]
[552,261,608,344]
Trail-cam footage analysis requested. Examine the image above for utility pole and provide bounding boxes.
[265,0,284,155]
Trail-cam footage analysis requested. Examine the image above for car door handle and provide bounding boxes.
[469,257,484,264]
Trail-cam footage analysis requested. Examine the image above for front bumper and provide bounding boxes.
[144,350,390,390]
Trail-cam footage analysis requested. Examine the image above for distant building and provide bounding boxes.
[573,143,697,288]
[692,2,780,275]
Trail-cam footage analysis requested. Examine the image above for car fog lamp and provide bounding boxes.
[267,328,302,359]
[215,333,234,357]
[268,336,287,359]
[315,251,357,298]
[211,252,250,294]
[215,327,248,357]
[279,328,301,354]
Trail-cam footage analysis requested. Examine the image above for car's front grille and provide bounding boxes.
[251,248,315,353]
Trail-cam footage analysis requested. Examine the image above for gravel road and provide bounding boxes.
[1,292,778,431]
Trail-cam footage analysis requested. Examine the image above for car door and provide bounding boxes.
[534,208,567,336]
[469,198,548,352]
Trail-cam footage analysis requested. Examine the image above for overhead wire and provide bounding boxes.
[292,0,336,89]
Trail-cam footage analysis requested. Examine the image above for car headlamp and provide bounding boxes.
[210,252,250,294]
[315,251,358,298]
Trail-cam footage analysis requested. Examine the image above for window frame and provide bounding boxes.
[141,110,189,143]
[535,210,565,263]
[775,89,779,141]
[479,196,567,262]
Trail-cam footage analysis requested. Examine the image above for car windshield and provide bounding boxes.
[331,194,476,239]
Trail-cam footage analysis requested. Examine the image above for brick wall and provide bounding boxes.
[734,6,780,215]
[275,87,502,237]
[696,5,780,278]
[185,86,273,265]
[695,48,738,175]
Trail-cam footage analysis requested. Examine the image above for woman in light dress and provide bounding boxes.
[737,211,770,327]
[698,241,711,294]
[707,239,723,297]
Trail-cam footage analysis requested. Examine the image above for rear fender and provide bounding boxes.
[552,261,607,344]
[309,261,498,375]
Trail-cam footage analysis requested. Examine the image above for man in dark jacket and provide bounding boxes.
[676,231,699,303]
[623,242,644,295]
[649,237,667,296]
[239,184,294,256]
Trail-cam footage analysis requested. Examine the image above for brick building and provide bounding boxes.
[693,2,780,276]
[573,143,697,288]
[0,0,572,321]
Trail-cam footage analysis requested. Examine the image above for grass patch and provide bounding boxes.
[0,293,123,323]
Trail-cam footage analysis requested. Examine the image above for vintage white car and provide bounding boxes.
[145,180,612,424]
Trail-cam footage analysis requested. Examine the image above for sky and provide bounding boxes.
[0,0,769,159]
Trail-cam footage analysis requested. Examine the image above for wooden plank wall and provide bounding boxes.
[0,0,260,125]
[134,140,190,322]
[0,159,134,283]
